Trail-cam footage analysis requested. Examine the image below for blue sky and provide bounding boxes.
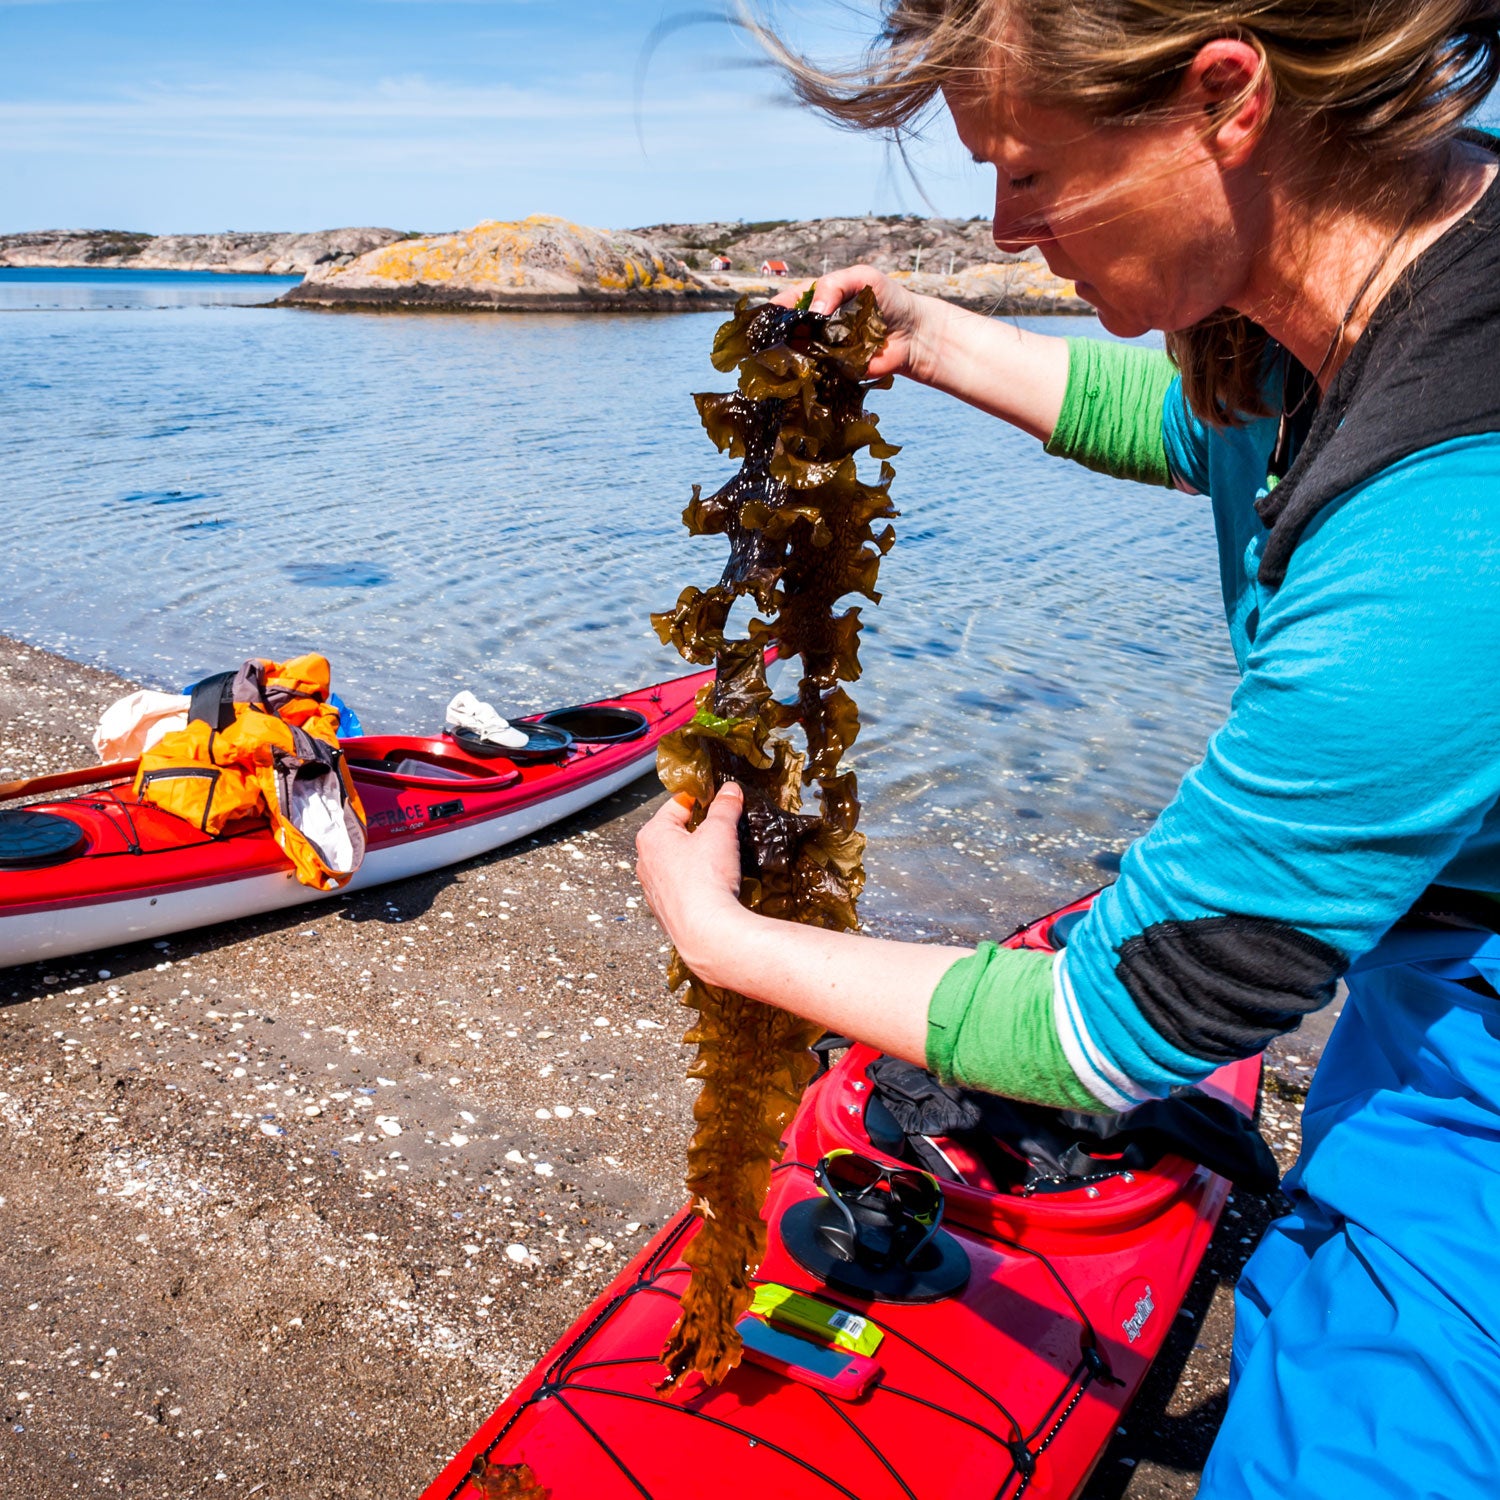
[5,4,1495,236]
[0,1,982,233]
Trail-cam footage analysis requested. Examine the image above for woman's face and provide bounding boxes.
[946,81,1266,337]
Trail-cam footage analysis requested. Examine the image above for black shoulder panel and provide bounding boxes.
[1114,915,1346,1064]
[1256,132,1500,588]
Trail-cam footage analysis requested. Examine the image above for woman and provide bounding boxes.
[636,3,1500,1494]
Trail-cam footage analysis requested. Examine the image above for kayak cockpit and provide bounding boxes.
[343,736,522,792]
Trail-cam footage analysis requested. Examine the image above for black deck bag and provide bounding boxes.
[864,1055,1279,1196]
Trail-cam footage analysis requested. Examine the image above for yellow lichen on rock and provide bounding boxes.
[286,214,719,311]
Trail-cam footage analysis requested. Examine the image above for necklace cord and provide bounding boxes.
[1270,167,1452,481]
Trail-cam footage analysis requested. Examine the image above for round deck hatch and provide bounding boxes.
[448,723,573,764]
[0,809,88,869]
[536,705,649,745]
[780,1198,970,1303]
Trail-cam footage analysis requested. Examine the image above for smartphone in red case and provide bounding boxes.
[736,1315,882,1400]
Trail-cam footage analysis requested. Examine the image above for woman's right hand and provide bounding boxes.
[775,260,1071,443]
[774,264,953,386]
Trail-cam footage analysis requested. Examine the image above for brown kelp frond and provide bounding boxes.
[652,288,897,1391]
[472,1458,548,1499]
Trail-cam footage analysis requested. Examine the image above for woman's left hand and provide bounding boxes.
[635,782,749,980]
[636,777,959,1064]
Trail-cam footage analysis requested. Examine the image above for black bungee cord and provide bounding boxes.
[451,1155,1107,1500]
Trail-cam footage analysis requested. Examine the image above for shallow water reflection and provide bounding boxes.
[0,275,1236,936]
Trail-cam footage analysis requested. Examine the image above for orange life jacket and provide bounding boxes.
[134,654,367,891]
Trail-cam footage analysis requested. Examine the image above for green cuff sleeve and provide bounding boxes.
[1044,337,1177,489]
[926,942,1107,1112]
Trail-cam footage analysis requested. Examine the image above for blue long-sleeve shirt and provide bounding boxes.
[928,343,1500,1111]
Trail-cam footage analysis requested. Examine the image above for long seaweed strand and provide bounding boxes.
[651,290,897,1389]
[472,1458,547,1499]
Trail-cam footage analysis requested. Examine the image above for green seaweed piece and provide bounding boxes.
[650,291,899,1391]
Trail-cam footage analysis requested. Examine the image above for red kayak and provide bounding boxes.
[422,891,1262,1500]
[0,667,710,970]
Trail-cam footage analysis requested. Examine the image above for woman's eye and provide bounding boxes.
[1008,174,1037,191]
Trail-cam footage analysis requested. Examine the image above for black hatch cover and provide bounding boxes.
[0,809,88,869]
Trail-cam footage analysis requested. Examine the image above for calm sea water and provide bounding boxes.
[0,269,1237,936]
[0,267,301,312]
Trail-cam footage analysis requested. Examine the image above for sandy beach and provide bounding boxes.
[0,633,1322,1499]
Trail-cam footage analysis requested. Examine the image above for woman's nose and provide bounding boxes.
[992,189,1043,255]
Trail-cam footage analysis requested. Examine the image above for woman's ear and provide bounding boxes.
[1178,37,1272,167]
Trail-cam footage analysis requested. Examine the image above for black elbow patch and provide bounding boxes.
[1114,915,1346,1064]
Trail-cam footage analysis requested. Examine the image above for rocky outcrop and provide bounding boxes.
[636,215,1087,313]
[0,227,407,276]
[133,229,408,275]
[0,230,154,266]
[279,216,733,312]
[895,260,1090,314]
[0,215,1089,313]
[695,259,1088,315]
[637,215,1034,278]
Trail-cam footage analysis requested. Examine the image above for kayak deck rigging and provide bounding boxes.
[424,894,1261,1500]
[454,1208,1104,1500]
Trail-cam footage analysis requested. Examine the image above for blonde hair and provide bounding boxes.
[747,0,1500,423]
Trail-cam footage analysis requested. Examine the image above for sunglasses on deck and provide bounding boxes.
[813,1149,944,1267]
